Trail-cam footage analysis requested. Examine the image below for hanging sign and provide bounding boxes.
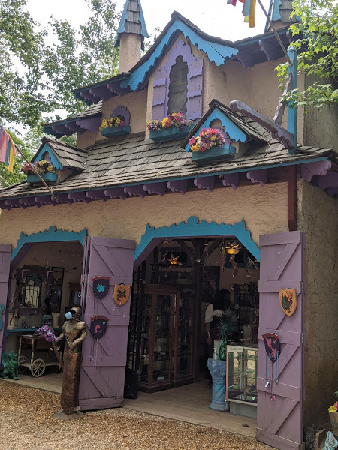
[113,283,130,306]
[262,333,281,363]
[90,316,109,339]
[279,288,297,316]
[92,276,111,299]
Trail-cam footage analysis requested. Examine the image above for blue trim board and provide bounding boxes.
[31,143,63,170]
[11,227,87,262]
[288,47,297,154]
[185,108,247,152]
[134,216,260,266]
[122,19,238,91]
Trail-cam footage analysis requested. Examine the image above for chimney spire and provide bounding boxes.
[116,0,149,74]
[265,0,296,32]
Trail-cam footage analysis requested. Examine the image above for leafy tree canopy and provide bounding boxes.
[277,0,338,109]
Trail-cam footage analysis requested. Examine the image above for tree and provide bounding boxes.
[277,0,338,109]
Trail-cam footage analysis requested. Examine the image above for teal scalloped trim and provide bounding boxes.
[32,143,63,170]
[271,0,282,21]
[122,20,238,91]
[11,227,87,261]
[134,216,260,263]
[185,108,247,152]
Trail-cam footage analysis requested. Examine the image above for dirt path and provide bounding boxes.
[0,381,273,450]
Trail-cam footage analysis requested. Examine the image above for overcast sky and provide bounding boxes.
[27,0,272,43]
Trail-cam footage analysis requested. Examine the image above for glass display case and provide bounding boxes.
[226,345,258,404]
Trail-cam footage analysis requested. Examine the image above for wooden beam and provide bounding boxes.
[202,238,222,262]
[288,165,297,232]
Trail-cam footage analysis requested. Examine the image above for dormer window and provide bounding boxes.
[167,56,188,116]
[42,151,51,162]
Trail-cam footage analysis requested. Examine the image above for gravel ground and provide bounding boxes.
[0,381,273,450]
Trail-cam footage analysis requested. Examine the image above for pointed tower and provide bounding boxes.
[265,0,296,32]
[116,0,149,74]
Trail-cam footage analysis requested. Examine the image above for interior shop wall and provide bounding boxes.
[298,179,338,428]
[9,241,83,322]
[0,182,289,253]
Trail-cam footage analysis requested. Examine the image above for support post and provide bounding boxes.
[288,165,297,231]
[287,46,297,154]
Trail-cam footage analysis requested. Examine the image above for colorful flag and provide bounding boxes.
[227,0,256,28]
[0,129,16,172]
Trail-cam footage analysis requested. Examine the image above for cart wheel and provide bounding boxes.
[31,358,46,377]
[18,355,28,373]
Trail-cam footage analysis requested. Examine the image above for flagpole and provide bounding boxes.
[256,0,293,66]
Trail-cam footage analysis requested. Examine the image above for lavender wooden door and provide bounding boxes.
[79,237,135,411]
[257,231,305,450]
[0,245,11,358]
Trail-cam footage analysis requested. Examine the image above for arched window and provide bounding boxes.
[167,56,189,116]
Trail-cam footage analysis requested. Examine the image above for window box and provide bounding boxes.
[149,126,192,142]
[27,173,57,183]
[101,125,131,138]
[191,145,236,164]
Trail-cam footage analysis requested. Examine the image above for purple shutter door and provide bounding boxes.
[257,231,305,450]
[187,58,203,121]
[0,245,11,356]
[79,237,135,411]
[152,68,167,120]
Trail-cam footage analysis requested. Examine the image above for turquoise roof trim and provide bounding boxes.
[185,108,247,152]
[32,143,63,170]
[271,0,282,21]
[122,19,238,91]
[134,216,260,265]
[11,226,87,262]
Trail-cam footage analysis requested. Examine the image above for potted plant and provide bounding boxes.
[189,128,235,164]
[100,117,131,137]
[217,316,234,361]
[22,160,57,183]
[147,112,193,141]
[329,391,338,436]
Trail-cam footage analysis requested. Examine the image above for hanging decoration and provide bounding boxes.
[0,304,5,331]
[90,316,109,339]
[168,254,181,266]
[0,127,16,173]
[226,241,241,277]
[113,283,130,306]
[227,0,256,28]
[92,276,111,299]
[279,288,297,316]
[262,332,281,401]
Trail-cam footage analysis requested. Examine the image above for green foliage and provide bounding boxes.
[277,0,338,109]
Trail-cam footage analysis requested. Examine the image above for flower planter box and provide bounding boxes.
[26,173,57,184]
[191,145,236,164]
[101,125,131,137]
[149,126,192,142]
[329,411,338,436]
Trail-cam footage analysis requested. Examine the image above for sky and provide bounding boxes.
[27,0,272,43]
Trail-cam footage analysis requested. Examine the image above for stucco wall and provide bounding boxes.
[298,179,338,427]
[0,183,288,253]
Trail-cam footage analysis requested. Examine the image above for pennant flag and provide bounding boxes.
[0,129,17,172]
[227,0,256,28]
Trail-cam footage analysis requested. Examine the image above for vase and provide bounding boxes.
[329,411,338,436]
[101,125,131,137]
[191,145,236,164]
[149,125,193,142]
[207,358,229,412]
[26,172,57,184]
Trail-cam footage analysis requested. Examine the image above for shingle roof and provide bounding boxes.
[35,137,87,171]
[0,133,333,201]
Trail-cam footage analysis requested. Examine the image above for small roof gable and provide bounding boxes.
[116,0,148,51]
[32,137,87,171]
[182,100,269,151]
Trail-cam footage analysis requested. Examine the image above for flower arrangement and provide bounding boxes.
[189,128,226,153]
[100,117,125,130]
[329,391,338,412]
[147,112,192,131]
[21,160,55,176]
[36,325,57,342]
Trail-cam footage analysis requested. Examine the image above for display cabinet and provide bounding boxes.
[226,345,258,404]
[138,285,194,392]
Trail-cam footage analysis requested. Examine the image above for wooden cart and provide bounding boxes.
[18,334,61,377]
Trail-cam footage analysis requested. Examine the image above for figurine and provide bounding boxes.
[55,306,86,416]
[1,351,20,380]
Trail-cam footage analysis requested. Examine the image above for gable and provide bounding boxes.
[32,143,63,170]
